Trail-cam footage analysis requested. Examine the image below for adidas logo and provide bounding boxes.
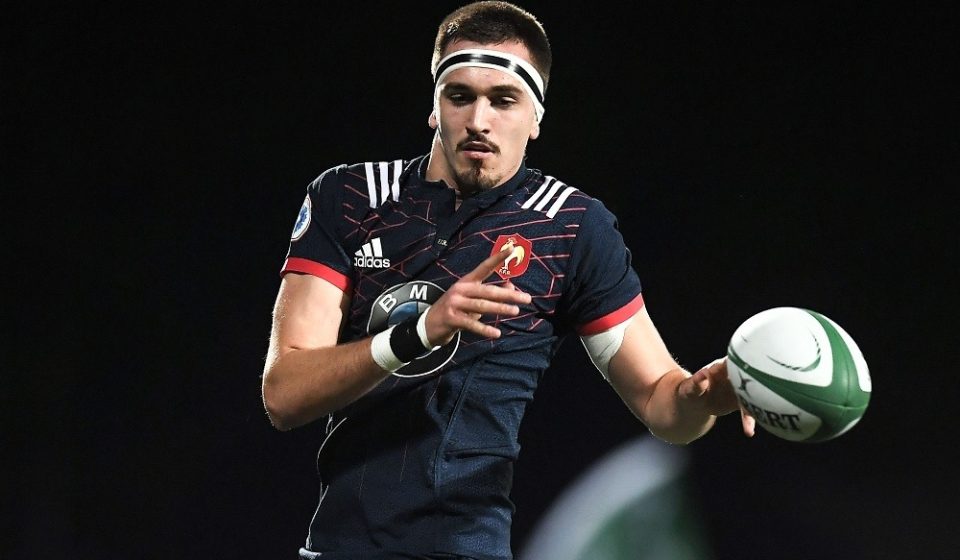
[354,237,391,269]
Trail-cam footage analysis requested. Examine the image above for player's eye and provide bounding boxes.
[447,92,473,105]
[492,96,519,108]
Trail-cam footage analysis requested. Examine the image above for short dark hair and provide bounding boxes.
[432,1,552,91]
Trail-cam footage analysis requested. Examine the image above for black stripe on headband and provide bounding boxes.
[435,52,545,104]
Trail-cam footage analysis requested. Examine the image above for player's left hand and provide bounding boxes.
[678,357,756,437]
[423,245,532,346]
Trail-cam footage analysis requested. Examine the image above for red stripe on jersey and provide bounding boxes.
[281,258,351,292]
[576,293,645,335]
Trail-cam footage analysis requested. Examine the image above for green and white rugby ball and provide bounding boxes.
[726,307,871,442]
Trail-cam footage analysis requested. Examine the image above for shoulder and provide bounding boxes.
[307,157,418,208]
[516,171,618,227]
[515,172,632,271]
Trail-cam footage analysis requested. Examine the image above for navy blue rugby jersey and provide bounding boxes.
[281,155,644,560]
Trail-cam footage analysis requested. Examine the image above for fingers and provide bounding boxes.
[446,312,504,339]
[680,358,741,415]
[679,357,758,438]
[741,406,756,437]
[426,294,515,342]
[705,356,727,376]
[683,359,723,398]
[456,297,521,317]
[424,259,533,344]
[459,282,532,305]
[444,271,532,319]
[684,369,710,398]
[463,246,514,282]
[443,286,529,327]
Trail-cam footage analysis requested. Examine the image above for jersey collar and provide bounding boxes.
[412,154,532,206]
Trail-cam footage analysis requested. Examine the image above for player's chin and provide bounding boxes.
[455,166,498,192]
[458,155,490,176]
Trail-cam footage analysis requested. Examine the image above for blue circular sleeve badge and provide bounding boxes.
[291,194,311,241]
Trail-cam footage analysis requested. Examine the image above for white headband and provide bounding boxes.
[433,48,546,122]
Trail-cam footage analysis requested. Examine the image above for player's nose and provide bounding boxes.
[465,99,493,134]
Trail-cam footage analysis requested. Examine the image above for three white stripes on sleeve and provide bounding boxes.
[365,160,403,208]
[521,177,576,218]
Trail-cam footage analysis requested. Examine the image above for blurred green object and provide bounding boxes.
[520,437,713,560]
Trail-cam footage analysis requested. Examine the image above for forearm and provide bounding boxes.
[639,368,716,445]
[262,337,389,431]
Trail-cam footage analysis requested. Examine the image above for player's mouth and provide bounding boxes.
[458,139,498,161]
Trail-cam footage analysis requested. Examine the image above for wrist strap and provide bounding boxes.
[390,315,433,362]
[371,311,440,373]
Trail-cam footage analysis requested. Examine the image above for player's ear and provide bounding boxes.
[529,120,540,140]
[428,110,438,130]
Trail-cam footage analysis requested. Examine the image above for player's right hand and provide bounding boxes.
[424,246,532,345]
[681,357,756,437]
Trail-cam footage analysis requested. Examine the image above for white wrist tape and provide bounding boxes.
[416,308,441,351]
[579,317,633,381]
[370,326,407,372]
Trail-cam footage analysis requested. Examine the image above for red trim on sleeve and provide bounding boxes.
[281,257,351,292]
[576,293,645,335]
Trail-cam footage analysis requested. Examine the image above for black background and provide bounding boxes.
[5,1,957,559]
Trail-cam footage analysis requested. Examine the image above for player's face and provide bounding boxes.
[427,40,541,196]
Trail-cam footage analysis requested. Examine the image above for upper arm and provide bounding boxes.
[604,306,681,419]
[264,272,351,372]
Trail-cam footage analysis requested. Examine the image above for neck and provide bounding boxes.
[425,138,454,189]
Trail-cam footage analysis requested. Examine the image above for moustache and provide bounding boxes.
[457,136,499,154]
